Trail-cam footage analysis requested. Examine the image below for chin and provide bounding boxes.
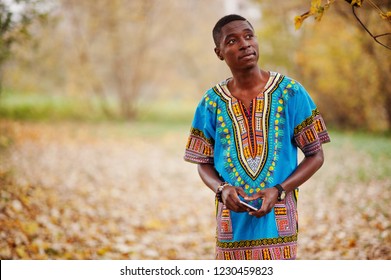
[242,61,258,69]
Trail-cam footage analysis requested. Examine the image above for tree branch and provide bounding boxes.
[352,5,391,50]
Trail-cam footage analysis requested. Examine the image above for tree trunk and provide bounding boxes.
[380,56,391,130]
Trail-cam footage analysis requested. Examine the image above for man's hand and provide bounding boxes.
[244,187,279,218]
[221,185,250,212]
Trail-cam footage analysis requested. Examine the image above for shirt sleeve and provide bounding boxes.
[291,83,330,156]
[184,92,216,164]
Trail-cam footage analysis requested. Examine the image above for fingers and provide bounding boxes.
[225,198,248,212]
[246,188,279,217]
[245,190,265,201]
[222,186,276,215]
[248,202,273,218]
[248,193,276,218]
[222,186,248,212]
[236,187,247,198]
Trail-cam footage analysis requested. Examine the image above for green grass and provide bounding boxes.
[136,99,196,125]
[329,130,391,181]
[0,91,197,124]
[1,92,391,181]
[0,92,103,121]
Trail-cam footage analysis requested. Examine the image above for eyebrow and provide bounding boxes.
[224,28,254,40]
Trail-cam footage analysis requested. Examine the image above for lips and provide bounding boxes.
[239,51,256,60]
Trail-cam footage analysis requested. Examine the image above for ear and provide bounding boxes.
[214,47,224,61]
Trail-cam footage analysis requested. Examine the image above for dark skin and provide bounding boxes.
[198,20,325,218]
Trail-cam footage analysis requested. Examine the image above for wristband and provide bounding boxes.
[216,182,229,203]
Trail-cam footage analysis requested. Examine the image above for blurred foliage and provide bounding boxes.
[295,0,391,42]
[2,0,227,120]
[0,0,51,92]
[0,0,391,131]
[1,0,390,261]
[255,0,391,132]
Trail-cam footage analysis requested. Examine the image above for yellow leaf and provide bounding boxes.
[16,247,28,258]
[294,16,304,29]
[310,0,322,14]
[348,0,363,7]
[22,221,40,235]
[294,12,311,30]
[97,247,111,256]
[145,218,165,230]
[380,11,391,21]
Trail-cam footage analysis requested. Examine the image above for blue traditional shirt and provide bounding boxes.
[184,72,330,259]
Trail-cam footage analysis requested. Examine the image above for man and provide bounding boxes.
[184,14,330,260]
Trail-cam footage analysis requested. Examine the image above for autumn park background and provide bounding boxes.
[1,0,390,260]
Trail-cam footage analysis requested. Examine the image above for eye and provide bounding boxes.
[227,38,236,45]
[245,34,254,39]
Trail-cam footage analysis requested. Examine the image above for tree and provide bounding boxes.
[295,0,391,50]
[57,0,228,120]
[294,0,391,130]
[0,0,50,94]
[59,0,160,119]
[252,0,391,131]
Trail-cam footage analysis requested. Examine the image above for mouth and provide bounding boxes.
[239,51,256,60]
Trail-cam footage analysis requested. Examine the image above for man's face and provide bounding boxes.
[215,20,259,71]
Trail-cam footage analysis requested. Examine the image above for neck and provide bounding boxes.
[231,67,267,91]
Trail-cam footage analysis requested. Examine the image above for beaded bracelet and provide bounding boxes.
[216,182,229,203]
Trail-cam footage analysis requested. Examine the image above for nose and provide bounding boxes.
[239,37,251,50]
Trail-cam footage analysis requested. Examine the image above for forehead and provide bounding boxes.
[220,20,254,37]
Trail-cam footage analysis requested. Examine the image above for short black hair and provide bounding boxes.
[212,14,253,47]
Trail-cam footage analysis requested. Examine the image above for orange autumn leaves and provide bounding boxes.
[1,121,391,260]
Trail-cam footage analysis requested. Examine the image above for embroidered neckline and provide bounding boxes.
[214,72,283,180]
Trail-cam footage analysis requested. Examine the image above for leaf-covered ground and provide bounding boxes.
[1,120,390,259]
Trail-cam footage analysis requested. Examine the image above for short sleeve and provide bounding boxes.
[184,92,216,164]
[291,84,330,156]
